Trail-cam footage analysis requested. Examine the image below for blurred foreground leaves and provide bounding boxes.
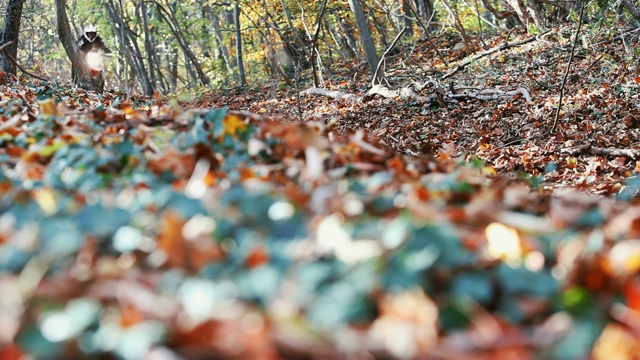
[1,83,640,359]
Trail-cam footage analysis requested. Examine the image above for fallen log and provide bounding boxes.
[302,84,532,105]
[562,144,640,160]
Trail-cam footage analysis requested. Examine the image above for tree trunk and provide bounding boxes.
[622,0,640,21]
[335,13,359,57]
[304,0,329,88]
[139,0,158,93]
[54,0,78,70]
[169,46,178,91]
[348,0,380,81]
[324,16,351,58]
[403,0,413,37]
[523,0,546,31]
[105,0,154,94]
[279,0,311,59]
[154,0,210,86]
[0,0,25,82]
[506,0,535,30]
[234,1,247,87]
[418,0,436,27]
[392,0,403,30]
[442,0,471,45]
[204,5,237,81]
[149,28,170,92]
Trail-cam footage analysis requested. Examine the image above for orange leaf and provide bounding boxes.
[157,210,187,268]
[246,247,269,268]
[148,147,196,179]
[0,344,26,360]
[624,280,640,311]
[239,167,255,181]
[119,301,145,328]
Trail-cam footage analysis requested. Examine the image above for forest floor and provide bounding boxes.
[2,23,640,360]
[192,24,640,195]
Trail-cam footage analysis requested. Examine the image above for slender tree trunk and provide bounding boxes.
[622,0,640,21]
[204,5,237,80]
[54,0,78,70]
[169,46,178,90]
[324,16,351,58]
[348,0,380,80]
[335,13,358,57]
[105,0,154,94]
[150,28,170,92]
[0,0,25,82]
[139,0,158,93]
[303,0,329,88]
[370,9,390,48]
[234,1,247,87]
[417,0,437,31]
[391,0,403,29]
[154,0,210,86]
[441,0,471,45]
[403,0,413,37]
[279,0,311,58]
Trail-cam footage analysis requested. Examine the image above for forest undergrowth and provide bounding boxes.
[194,24,640,195]
[1,23,640,359]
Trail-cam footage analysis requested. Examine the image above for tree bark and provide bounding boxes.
[105,0,154,94]
[335,13,359,57]
[234,1,247,87]
[348,0,380,81]
[402,0,413,37]
[154,0,210,86]
[0,0,25,82]
[204,5,237,81]
[621,0,640,21]
[54,0,78,69]
[139,0,158,93]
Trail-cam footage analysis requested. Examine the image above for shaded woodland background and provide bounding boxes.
[0,0,638,95]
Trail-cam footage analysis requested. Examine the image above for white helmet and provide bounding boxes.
[83,24,97,42]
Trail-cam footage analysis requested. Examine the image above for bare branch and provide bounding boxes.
[442,30,550,80]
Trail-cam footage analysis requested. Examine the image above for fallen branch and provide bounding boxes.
[365,84,439,104]
[450,86,532,102]
[302,84,532,105]
[562,144,640,160]
[442,29,551,80]
[301,88,361,102]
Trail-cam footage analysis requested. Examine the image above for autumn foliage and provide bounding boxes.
[0,25,640,360]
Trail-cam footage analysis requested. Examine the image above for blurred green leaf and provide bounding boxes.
[451,271,494,304]
[497,263,557,297]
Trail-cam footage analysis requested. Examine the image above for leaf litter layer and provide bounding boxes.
[1,25,640,359]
